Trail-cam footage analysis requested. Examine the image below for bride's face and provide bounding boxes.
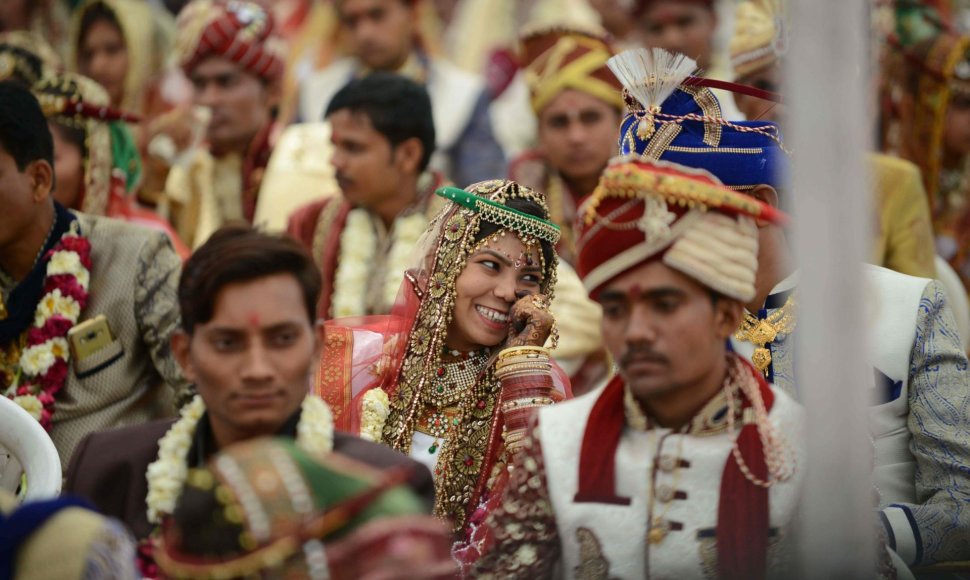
[446,233,544,351]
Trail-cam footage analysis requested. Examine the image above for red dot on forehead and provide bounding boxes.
[627,284,644,301]
[247,313,261,328]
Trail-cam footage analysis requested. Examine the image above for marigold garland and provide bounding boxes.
[2,223,91,430]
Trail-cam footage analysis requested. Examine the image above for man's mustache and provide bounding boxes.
[620,345,668,368]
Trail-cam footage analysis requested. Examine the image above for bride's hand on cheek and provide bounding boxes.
[505,294,555,348]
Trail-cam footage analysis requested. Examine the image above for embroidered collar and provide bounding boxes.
[622,384,746,437]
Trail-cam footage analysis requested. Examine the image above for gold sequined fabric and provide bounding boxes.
[380,180,559,535]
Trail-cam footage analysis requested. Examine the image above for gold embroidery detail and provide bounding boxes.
[380,180,560,534]
[664,146,763,154]
[574,527,618,580]
[642,123,682,160]
[679,85,723,146]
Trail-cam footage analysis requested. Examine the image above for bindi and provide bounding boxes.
[626,284,645,303]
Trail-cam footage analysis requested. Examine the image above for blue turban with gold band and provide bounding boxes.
[617,84,789,191]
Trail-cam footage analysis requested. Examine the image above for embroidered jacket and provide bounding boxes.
[732,264,970,565]
[473,374,806,579]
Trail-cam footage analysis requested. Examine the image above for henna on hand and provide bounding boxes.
[506,294,555,348]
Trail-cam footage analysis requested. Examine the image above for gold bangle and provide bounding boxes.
[496,361,551,372]
[495,365,552,379]
[495,355,550,371]
[498,345,551,361]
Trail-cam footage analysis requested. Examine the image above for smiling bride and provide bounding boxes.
[312,180,572,550]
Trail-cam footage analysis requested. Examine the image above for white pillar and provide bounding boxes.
[786,0,875,577]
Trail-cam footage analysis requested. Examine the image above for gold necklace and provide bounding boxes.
[734,295,797,376]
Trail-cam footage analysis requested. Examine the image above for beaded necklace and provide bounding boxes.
[416,346,491,454]
[426,348,490,408]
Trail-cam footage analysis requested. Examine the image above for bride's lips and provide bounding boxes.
[475,305,509,332]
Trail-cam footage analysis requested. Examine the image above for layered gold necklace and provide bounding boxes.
[734,295,797,375]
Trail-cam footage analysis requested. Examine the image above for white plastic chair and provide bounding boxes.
[935,256,970,352]
[0,396,61,502]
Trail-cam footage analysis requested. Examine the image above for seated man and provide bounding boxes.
[509,27,623,264]
[65,226,435,547]
[0,81,186,468]
[148,0,284,248]
[299,0,505,186]
[611,47,970,566]
[287,73,445,319]
[472,157,805,578]
[156,438,457,579]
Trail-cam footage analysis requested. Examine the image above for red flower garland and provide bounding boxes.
[4,226,91,430]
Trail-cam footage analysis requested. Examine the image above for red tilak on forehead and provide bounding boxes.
[626,284,645,301]
[247,313,261,328]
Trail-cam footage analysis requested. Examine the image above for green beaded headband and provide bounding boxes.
[435,186,562,244]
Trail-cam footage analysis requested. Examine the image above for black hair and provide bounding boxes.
[474,197,556,283]
[0,80,54,170]
[78,2,123,51]
[325,72,436,172]
[178,226,322,334]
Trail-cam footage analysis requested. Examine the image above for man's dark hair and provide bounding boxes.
[0,81,54,170]
[178,226,322,334]
[326,72,436,172]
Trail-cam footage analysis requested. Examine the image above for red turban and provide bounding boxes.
[175,0,283,81]
[576,157,786,302]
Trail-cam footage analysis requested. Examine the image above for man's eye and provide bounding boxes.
[656,300,679,313]
[271,332,298,347]
[601,303,625,318]
[213,338,238,351]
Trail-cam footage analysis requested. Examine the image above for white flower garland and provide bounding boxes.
[359,388,391,442]
[331,209,376,318]
[330,209,427,318]
[145,395,334,524]
[382,213,427,307]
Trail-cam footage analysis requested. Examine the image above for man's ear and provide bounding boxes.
[312,319,326,356]
[264,76,283,112]
[29,160,54,203]
[713,297,744,340]
[393,137,424,175]
[750,184,780,227]
[171,331,196,383]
